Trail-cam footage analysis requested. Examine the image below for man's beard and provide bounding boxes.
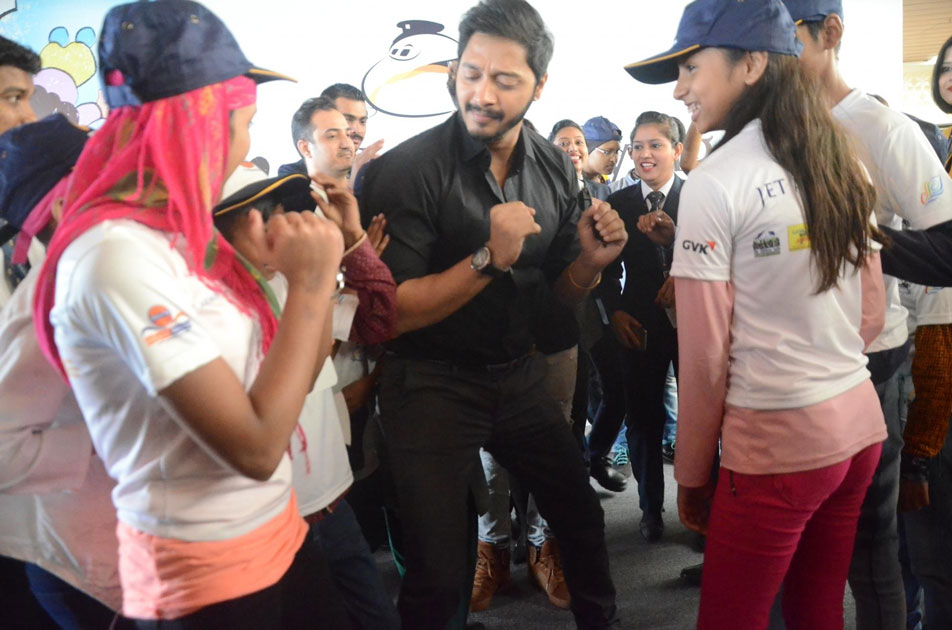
[464,98,533,146]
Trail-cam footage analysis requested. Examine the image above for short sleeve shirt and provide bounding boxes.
[833,89,952,353]
[671,120,871,409]
[51,220,292,542]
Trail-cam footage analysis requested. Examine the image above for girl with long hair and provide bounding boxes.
[627,1,886,627]
[32,2,349,627]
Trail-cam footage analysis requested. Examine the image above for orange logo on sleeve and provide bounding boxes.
[141,305,191,346]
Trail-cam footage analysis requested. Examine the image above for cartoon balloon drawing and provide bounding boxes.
[41,26,97,87]
[33,27,104,127]
[361,20,457,118]
[0,1,16,20]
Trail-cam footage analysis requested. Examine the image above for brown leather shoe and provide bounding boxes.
[470,541,511,612]
[527,540,571,609]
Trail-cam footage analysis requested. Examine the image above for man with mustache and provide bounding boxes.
[359,1,624,628]
[320,83,385,190]
[291,96,357,187]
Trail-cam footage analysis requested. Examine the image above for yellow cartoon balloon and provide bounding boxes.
[40,26,97,87]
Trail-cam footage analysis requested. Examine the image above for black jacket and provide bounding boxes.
[598,178,682,339]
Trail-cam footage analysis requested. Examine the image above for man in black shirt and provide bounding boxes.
[359,1,624,628]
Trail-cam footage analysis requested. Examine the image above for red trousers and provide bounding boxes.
[698,443,882,630]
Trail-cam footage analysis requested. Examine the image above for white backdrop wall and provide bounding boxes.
[0,0,906,175]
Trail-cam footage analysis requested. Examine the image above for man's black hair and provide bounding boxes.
[548,119,581,142]
[632,111,682,147]
[291,96,337,155]
[0,36,41,74]
[214,194,282,241]
[803,18,842,57]
[320,83,365,103]
[457,0,554,83]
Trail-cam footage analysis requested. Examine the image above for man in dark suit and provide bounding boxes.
[599,111,684,542]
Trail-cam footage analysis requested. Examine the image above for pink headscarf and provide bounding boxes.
[33,75,277,379]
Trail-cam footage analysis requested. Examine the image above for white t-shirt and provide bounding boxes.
[267,275,354,518]
[0,268,120,610]
[51,220,292,542]
[907,282,952,328]
[833,89,952,353]
[671,119,871,410]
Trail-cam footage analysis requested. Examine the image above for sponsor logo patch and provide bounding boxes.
[787,224,811,251]
[682,239,716,255]
[921,176,944,206]
[753,230,781,258]
[141,305,191,346]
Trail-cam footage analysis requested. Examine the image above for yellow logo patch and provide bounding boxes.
[788,224,811,251]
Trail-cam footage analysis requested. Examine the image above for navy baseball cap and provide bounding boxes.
[0,114,88,246]
[583,116,623,148]
[782,0,843,24]
[625,0,802,84]
[213,163,311,217]
[100,0,294,108]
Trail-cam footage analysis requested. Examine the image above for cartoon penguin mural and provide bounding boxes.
[361,20,457,118]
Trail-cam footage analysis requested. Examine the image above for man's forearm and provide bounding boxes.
[394,256,492,335]
[880,222,952,287]
[554,258,603,304]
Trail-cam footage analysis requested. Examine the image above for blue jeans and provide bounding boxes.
[662,362,678,446]
[24,562,121,629]
[478,449,549,548]
[310,499,401,630]
[902,426,952,629]
[848,348,908,630]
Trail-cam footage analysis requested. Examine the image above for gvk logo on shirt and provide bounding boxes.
[682,239,716,255]
[141,305,192,346]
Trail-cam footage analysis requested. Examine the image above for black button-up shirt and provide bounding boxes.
[359,112,581,366]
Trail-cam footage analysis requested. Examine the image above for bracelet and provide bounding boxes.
[343,231,367,257]
[567,265,601,290]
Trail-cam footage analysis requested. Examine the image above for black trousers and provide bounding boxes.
[586,333,629,459]
[622,330,678,519]
[378,354,619,630]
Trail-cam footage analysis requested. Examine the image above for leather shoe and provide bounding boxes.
[680,562,703,586]
[639,514,664,542]
[470,541,511,612]
[528,540,571,609]
[590,456,627,492]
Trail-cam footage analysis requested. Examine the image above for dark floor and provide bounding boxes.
[376,459,859,630]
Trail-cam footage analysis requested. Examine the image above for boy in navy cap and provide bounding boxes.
[784,2,952,627]
[582,116,622,185]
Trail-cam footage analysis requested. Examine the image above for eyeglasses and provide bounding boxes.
[593,146,622,157]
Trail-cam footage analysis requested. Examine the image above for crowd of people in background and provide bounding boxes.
[1,0,951,629]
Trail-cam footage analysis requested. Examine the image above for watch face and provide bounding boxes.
[472,246,490,269]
